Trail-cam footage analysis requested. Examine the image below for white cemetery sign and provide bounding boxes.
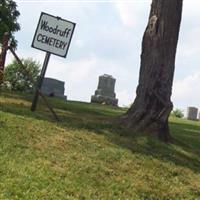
[32,12,75,58]
[31,12,75,112]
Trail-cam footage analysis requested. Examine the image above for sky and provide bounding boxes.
[5,0,200,113]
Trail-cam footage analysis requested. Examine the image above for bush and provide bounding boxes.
[4,58,41,92]
[171,108,184,118]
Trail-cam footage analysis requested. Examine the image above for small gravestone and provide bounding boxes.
[41,77,67,100]
[91,74,118,106]
[186,107,198,120]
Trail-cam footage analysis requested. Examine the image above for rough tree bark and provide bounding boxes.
[120,0,183,142]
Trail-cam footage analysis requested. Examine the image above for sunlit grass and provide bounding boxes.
[0,91,200,200]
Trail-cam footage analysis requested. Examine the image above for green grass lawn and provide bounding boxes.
[0,91,200,200]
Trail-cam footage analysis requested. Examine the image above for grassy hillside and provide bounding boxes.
[0,91,200,200]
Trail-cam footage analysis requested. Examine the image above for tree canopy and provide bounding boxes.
[0,0,20,48]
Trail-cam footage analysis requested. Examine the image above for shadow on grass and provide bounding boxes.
[0,101,55,122]
[1,92,200,173]
[61,115,199,173]
[110,122,200,173]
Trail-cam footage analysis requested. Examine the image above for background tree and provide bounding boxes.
[171,109,184,118]
[4,58,41,92]
[0,0,20,49]
[120,0,183,142]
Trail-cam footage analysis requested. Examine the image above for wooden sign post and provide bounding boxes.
[31,52,50,111]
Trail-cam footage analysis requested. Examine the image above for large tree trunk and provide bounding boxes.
[120,0,183,142]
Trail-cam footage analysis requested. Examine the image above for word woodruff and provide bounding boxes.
[36,20,72,50]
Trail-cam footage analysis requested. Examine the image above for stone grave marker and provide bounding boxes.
[186,107,198,121]
[41,77,67,100]
[91,74,118,106]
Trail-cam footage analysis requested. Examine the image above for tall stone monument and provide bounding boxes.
[186,107,198,121]
[91,74,118,106]
[41,77,67,100]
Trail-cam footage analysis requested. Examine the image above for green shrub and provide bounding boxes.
[4,58,41,92]
[171,108,184,118]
